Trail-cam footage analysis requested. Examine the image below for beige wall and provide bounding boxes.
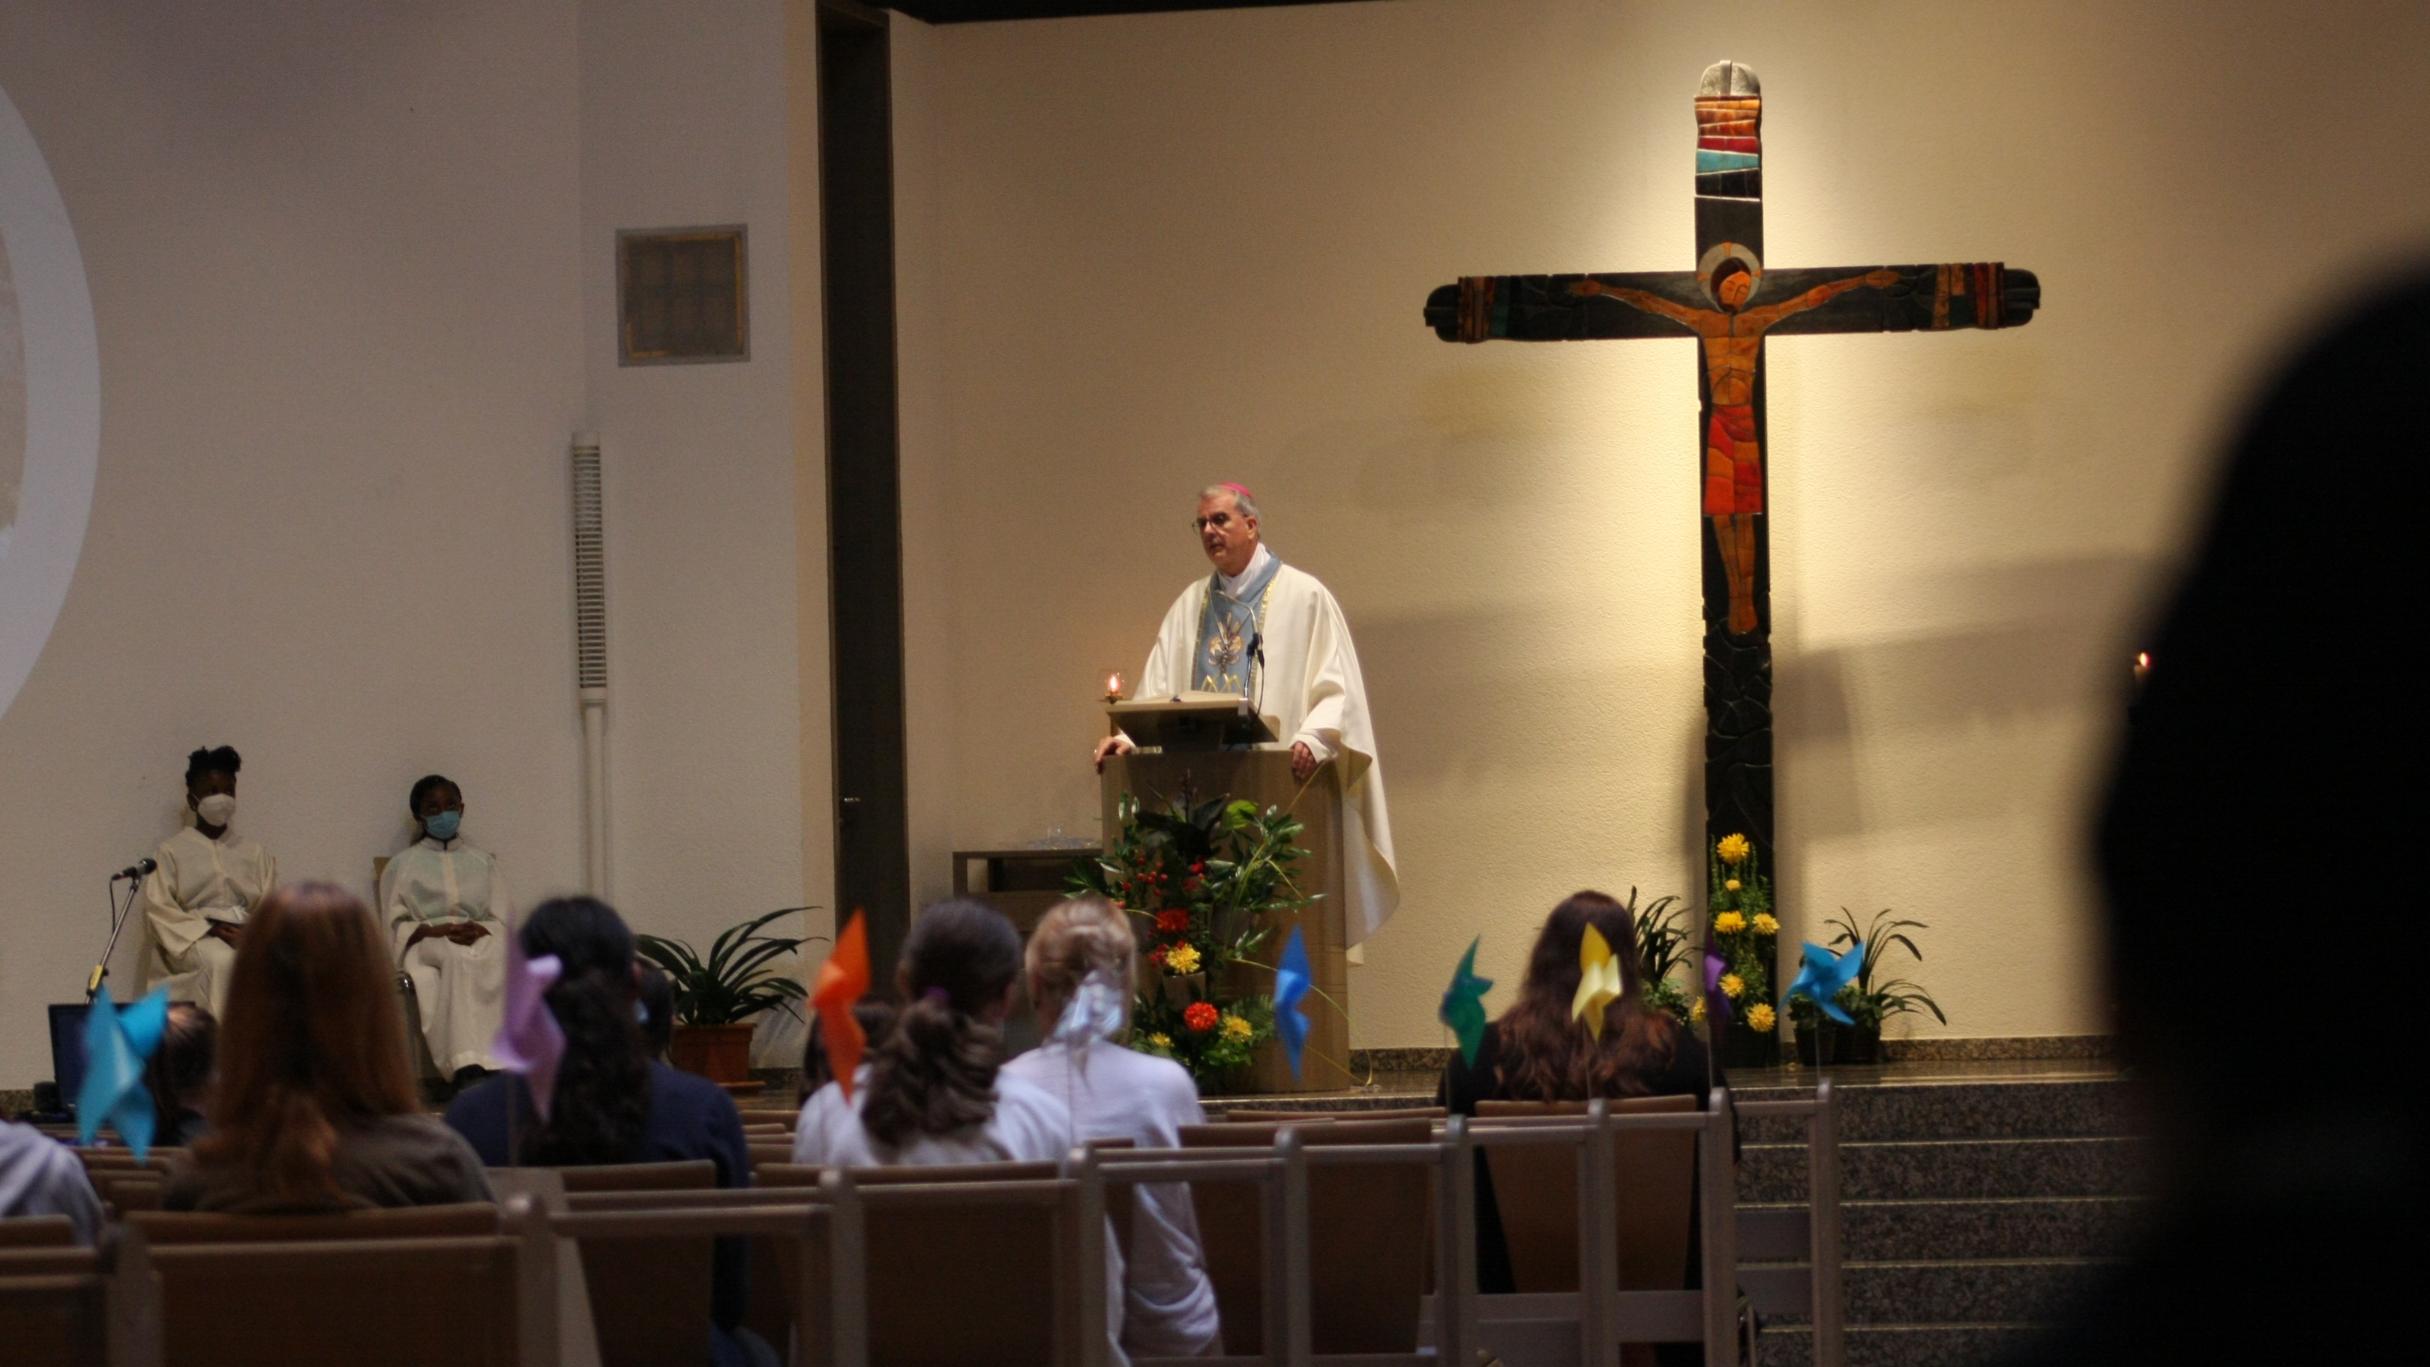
[0,0,818,1086]
[890,0,2430,1046]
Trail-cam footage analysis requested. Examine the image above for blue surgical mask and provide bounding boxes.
[424,810,463,842]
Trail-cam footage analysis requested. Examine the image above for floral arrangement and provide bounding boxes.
[1628,889,1697,1024]
[1071,791,1311,1087]
[1786,906,1947,1035]
[1706,833,1780,1042]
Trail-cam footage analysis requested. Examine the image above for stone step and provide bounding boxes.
[1737,1136,2144,1203]
[1755,1320,2049,1367]
[1740,1195,2146,1262]
[1761,1256,2111,1326]
[1735,1078,2132,1144]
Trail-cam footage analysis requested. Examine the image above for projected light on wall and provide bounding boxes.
[0,80,100,723]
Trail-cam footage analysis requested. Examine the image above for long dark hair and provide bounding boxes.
[192,884,420,1205]
[516,896,649,1164]
[1494,890,1680,1101]
[860,899,1021,1147]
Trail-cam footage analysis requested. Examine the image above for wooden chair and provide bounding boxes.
[1477,1095,1698,1294]
[748,1142,796,1172]
[1181,1117,1434,1357]
[0,1247,104,1367]
[0,1215,76,1247]
[814,1162,1108,1367]
[735,1109,801,1129]
[126,1204,501,1244]
[114,1231,524,1367]
[89,1170,165,1217]
[73,1147,179,1170]
[1218,1106,1447,1124]
[528,1162,719,1367]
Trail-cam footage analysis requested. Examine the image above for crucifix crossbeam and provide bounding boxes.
[1420,61,2041,1062]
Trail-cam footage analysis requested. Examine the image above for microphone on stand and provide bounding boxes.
[111,857,158,882]
[90,857,156,1001]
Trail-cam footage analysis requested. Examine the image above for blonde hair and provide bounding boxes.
[1025,896,1137,1025]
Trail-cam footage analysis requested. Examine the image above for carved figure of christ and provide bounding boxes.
[1419,61,2039,1059]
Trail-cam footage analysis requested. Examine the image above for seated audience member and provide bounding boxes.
[790,898,1071,1166]
[146,1002,218,1147]
[162,884,492,1212]
[379,773,510,1087]
[446,897,755,1366]
[140,745,279,1017]
[798,997,896,1104]
[0,1120,106,1244]
[1439,890,1722,1298]
[1003,896,1220,1358]
[637,962,675,1060]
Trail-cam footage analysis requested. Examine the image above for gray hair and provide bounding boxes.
[1197,483,1260,521]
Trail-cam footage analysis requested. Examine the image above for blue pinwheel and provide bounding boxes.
[1275,925,1313,1079]
[1786,939,1863,1026]
[1438,937,1494,1066]
[77,987,171,1158]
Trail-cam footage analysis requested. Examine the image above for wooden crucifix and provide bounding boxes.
[1421,61,2040,1063]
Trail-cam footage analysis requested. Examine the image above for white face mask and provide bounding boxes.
[195,794,237,827]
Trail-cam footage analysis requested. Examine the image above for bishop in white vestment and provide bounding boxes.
[379,775,511,1078]
[1095,484,1400,943]
[140,746,277,1017]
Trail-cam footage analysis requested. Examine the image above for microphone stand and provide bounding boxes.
[88,874,143,1003]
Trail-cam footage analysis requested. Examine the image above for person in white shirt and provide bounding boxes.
[792,899,1125,1363]
[1091,483,1399,944]
[140,745,278,1016]
[1004,896,1221,1358]
[377,774,509,1084]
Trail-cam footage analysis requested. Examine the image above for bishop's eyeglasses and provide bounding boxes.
[1190,511,1243,533]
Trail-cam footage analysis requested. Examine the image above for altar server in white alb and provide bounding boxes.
[141,745,279,1017]
[378,773,511,1082]
[1093,482,1400,942]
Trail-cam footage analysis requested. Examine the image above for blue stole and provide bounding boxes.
[1191,553,1284,695]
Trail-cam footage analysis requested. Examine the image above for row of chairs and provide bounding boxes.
[5,1083,1843,1366]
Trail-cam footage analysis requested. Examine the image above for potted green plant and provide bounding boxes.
[635,906,822,1086]
[1627,888,1697,1024]
[1790,906,1946,1065]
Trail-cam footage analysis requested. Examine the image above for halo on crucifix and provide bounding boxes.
[1695,242,1763,308]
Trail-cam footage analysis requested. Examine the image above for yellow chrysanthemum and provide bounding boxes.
[1221,1013,1254,1041]
[1716,833,1752,866]
[1147,1032,1173,1050]
[1688,997,1706,1023]
[1719,973,1744,1000]
[1724,878,1742,892]
[1746,1003,1776,1033]
[1164,943,1203,975]
[1713,911,1747,935]
[1751,913,1780,936]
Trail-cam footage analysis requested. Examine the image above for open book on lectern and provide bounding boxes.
[1107,694,1279,751]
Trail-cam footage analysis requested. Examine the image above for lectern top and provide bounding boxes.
[1108,696,1278,751]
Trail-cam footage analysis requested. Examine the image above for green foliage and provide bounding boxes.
[1070,790,1313,1088]
[635,906,823,1027]
[1627,888,1696,1025]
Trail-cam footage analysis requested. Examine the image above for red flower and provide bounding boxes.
[1183,1001,1220,1033]
[1190,861,1205,875]
[1148,946,1167,967]
[1155,909,1190,935]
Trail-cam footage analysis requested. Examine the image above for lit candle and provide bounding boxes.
[1104,671,1126,701]
[2132,651,2151,685]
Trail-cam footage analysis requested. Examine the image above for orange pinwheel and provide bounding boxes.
[812,910,871,1099]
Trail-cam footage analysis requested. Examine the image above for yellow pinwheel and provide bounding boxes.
[1571,924,1624,1041]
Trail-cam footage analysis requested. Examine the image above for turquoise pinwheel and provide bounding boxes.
[1275,925,1313,1079]
[1786,939,1863,1026]
[77,987,171,1158]
[1437,936,1494,1066]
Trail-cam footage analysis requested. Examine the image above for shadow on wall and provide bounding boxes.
[1777,553,2152,839]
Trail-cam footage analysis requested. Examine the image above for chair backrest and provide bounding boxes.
[1218,1106,1447,1123]
[0,1216,75,1247]
[735,1109,801,1129]
[1476,1095,1698,1293]
[748,1142,796,1172]
[540,1160,718,1193]
[74,1147,178,1169]
[817,1166,1100,1367]
[89,1169,165,1215]
[1180,1117,1433,1356]
[0,1248,105,1367]
[756,1163,823,1189]
[128,1204,501,1244]
[136,1235,520,1367]
[536,1163,719,1367]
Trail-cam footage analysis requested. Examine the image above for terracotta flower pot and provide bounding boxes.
[668,1022,757,1086]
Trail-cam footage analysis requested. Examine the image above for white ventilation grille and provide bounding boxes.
[571,435,607,689]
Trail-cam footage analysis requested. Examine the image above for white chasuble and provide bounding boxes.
[1134,560,1400,944]
[378,838,512,1075]
[140,825,278,1015]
